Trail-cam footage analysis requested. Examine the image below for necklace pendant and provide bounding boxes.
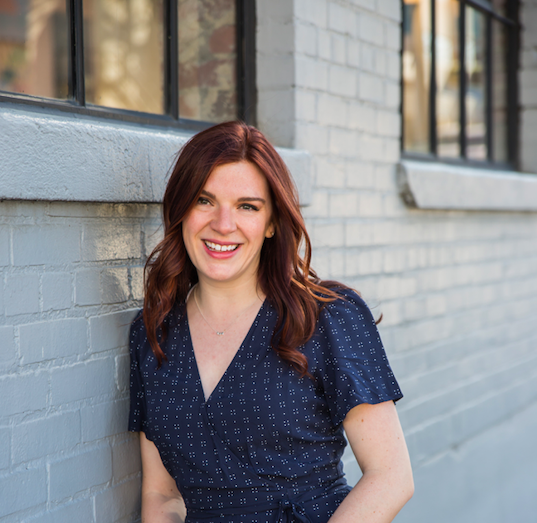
[216,331,224,336]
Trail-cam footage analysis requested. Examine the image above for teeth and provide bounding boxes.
[205,241,238,252]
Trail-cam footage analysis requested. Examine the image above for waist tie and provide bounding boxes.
[277,498,311,523]
[183,480,351,522]
[184,489,320,522]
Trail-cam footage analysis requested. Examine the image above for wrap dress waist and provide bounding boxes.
[178,402,351,522]
[183,481,351,522]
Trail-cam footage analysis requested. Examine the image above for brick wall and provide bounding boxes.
[0,201,162,522]
[287,0,537,520]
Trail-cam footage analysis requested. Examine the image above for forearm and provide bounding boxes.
[142,491,187,523]
[328,469,414,523]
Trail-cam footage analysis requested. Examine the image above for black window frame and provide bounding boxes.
[401,0,520,170]
[0,0,257,131]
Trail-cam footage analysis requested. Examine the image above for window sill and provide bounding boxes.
[0,105,312,205]
[397,160,537,212]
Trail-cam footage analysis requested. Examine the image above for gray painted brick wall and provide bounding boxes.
[0,201,161,522]
[287,0,537,520]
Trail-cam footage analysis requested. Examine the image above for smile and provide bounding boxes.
[204,241,239,252]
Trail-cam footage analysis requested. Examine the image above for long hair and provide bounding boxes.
[143,121,342,376]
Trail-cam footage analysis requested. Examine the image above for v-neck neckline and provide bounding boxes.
[185,298,268,404]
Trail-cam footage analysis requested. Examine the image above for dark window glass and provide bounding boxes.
[402,0,518,166]
[84,0,165,114]
[0,1,254,126]
[465,6,486,160]
[403,0,431,153]
[178,0,237,123]
[436,0,460,157]
[0,0,69,99]
[492,19,508,162]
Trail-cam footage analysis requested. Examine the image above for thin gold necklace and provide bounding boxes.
[192,287,260,336]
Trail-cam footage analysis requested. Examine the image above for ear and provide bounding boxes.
[265,223,275,238]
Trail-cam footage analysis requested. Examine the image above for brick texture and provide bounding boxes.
[291,1,537,521]
[0,200,156,521]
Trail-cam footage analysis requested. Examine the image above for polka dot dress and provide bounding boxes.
[129,288,402,522]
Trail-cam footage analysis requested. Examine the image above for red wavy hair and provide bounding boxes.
[143,121,342,376]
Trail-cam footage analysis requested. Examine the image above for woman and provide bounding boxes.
[129,121,413,522]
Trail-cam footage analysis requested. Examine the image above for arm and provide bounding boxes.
[140,432,187,523]
[328,401,414,523]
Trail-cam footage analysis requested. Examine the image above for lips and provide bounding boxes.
[204,240,239,252]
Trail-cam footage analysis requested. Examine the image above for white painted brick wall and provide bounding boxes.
[290,1,537,520]
[0,201,162,522]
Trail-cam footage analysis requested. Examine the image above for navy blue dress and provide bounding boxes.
[128,288,402,522]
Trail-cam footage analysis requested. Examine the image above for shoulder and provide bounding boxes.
[129,309,149,361]
[129,309,146,343]
[129,304,186,362]
[319,287,378,328]
[311,287,385,361]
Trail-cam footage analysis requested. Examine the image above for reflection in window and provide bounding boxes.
[178,0,237,123]
[465,7,486,160]
[402,0,431,154]
[402,0,517,165]
[492,20,507,163]
[436,0,460,157]
[84,0,165,114]
[0,0,68,99]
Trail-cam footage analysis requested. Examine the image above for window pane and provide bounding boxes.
[492,0,505,17]
[402,0,430,153]
[178,0,237,123]
[436,0,460,158]
[465,7,486,160]
[0,0,68,99]
[492,20,508,163]
[84,0,164,114]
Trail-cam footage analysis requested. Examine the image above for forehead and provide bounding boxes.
[204,161,270,196]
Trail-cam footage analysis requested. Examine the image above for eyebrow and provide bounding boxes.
[200,190,266,204]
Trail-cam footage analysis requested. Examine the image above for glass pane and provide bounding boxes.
[465,7,486,160]
[492,20,508,163]
[0,0,68,99]
[436,0,460,158]
[492,0,505,17]
[178,0,237,123]
[402,0,431,153]
[84,0,164,114]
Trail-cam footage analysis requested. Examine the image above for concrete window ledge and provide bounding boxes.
[397,160,537,212]
[0,106,312,205]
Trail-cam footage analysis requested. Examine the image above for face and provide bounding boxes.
[182,161,274,288]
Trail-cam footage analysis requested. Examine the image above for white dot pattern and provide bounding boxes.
[128,288,402,522]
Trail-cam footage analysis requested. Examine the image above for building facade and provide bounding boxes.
[1,1,536,522]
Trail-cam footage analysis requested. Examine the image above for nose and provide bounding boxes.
[211,205,236,235]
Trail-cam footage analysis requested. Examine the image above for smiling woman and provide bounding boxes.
[129,121,413,523]
[181,161,274,289]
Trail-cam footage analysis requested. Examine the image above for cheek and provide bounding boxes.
[250,221,272,246]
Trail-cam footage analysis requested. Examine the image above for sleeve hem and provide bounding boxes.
[332,391,404,426]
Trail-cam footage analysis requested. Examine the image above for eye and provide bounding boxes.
[239,203,259,211]
[197,197,211,205]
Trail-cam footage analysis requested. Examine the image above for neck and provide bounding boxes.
[193,275,264,315]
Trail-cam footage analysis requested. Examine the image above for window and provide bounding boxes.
[402,0,518,166]
[0,0,256,128]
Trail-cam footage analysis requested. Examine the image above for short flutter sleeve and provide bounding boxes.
[312,289,403,426]
[128,312,153,440]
